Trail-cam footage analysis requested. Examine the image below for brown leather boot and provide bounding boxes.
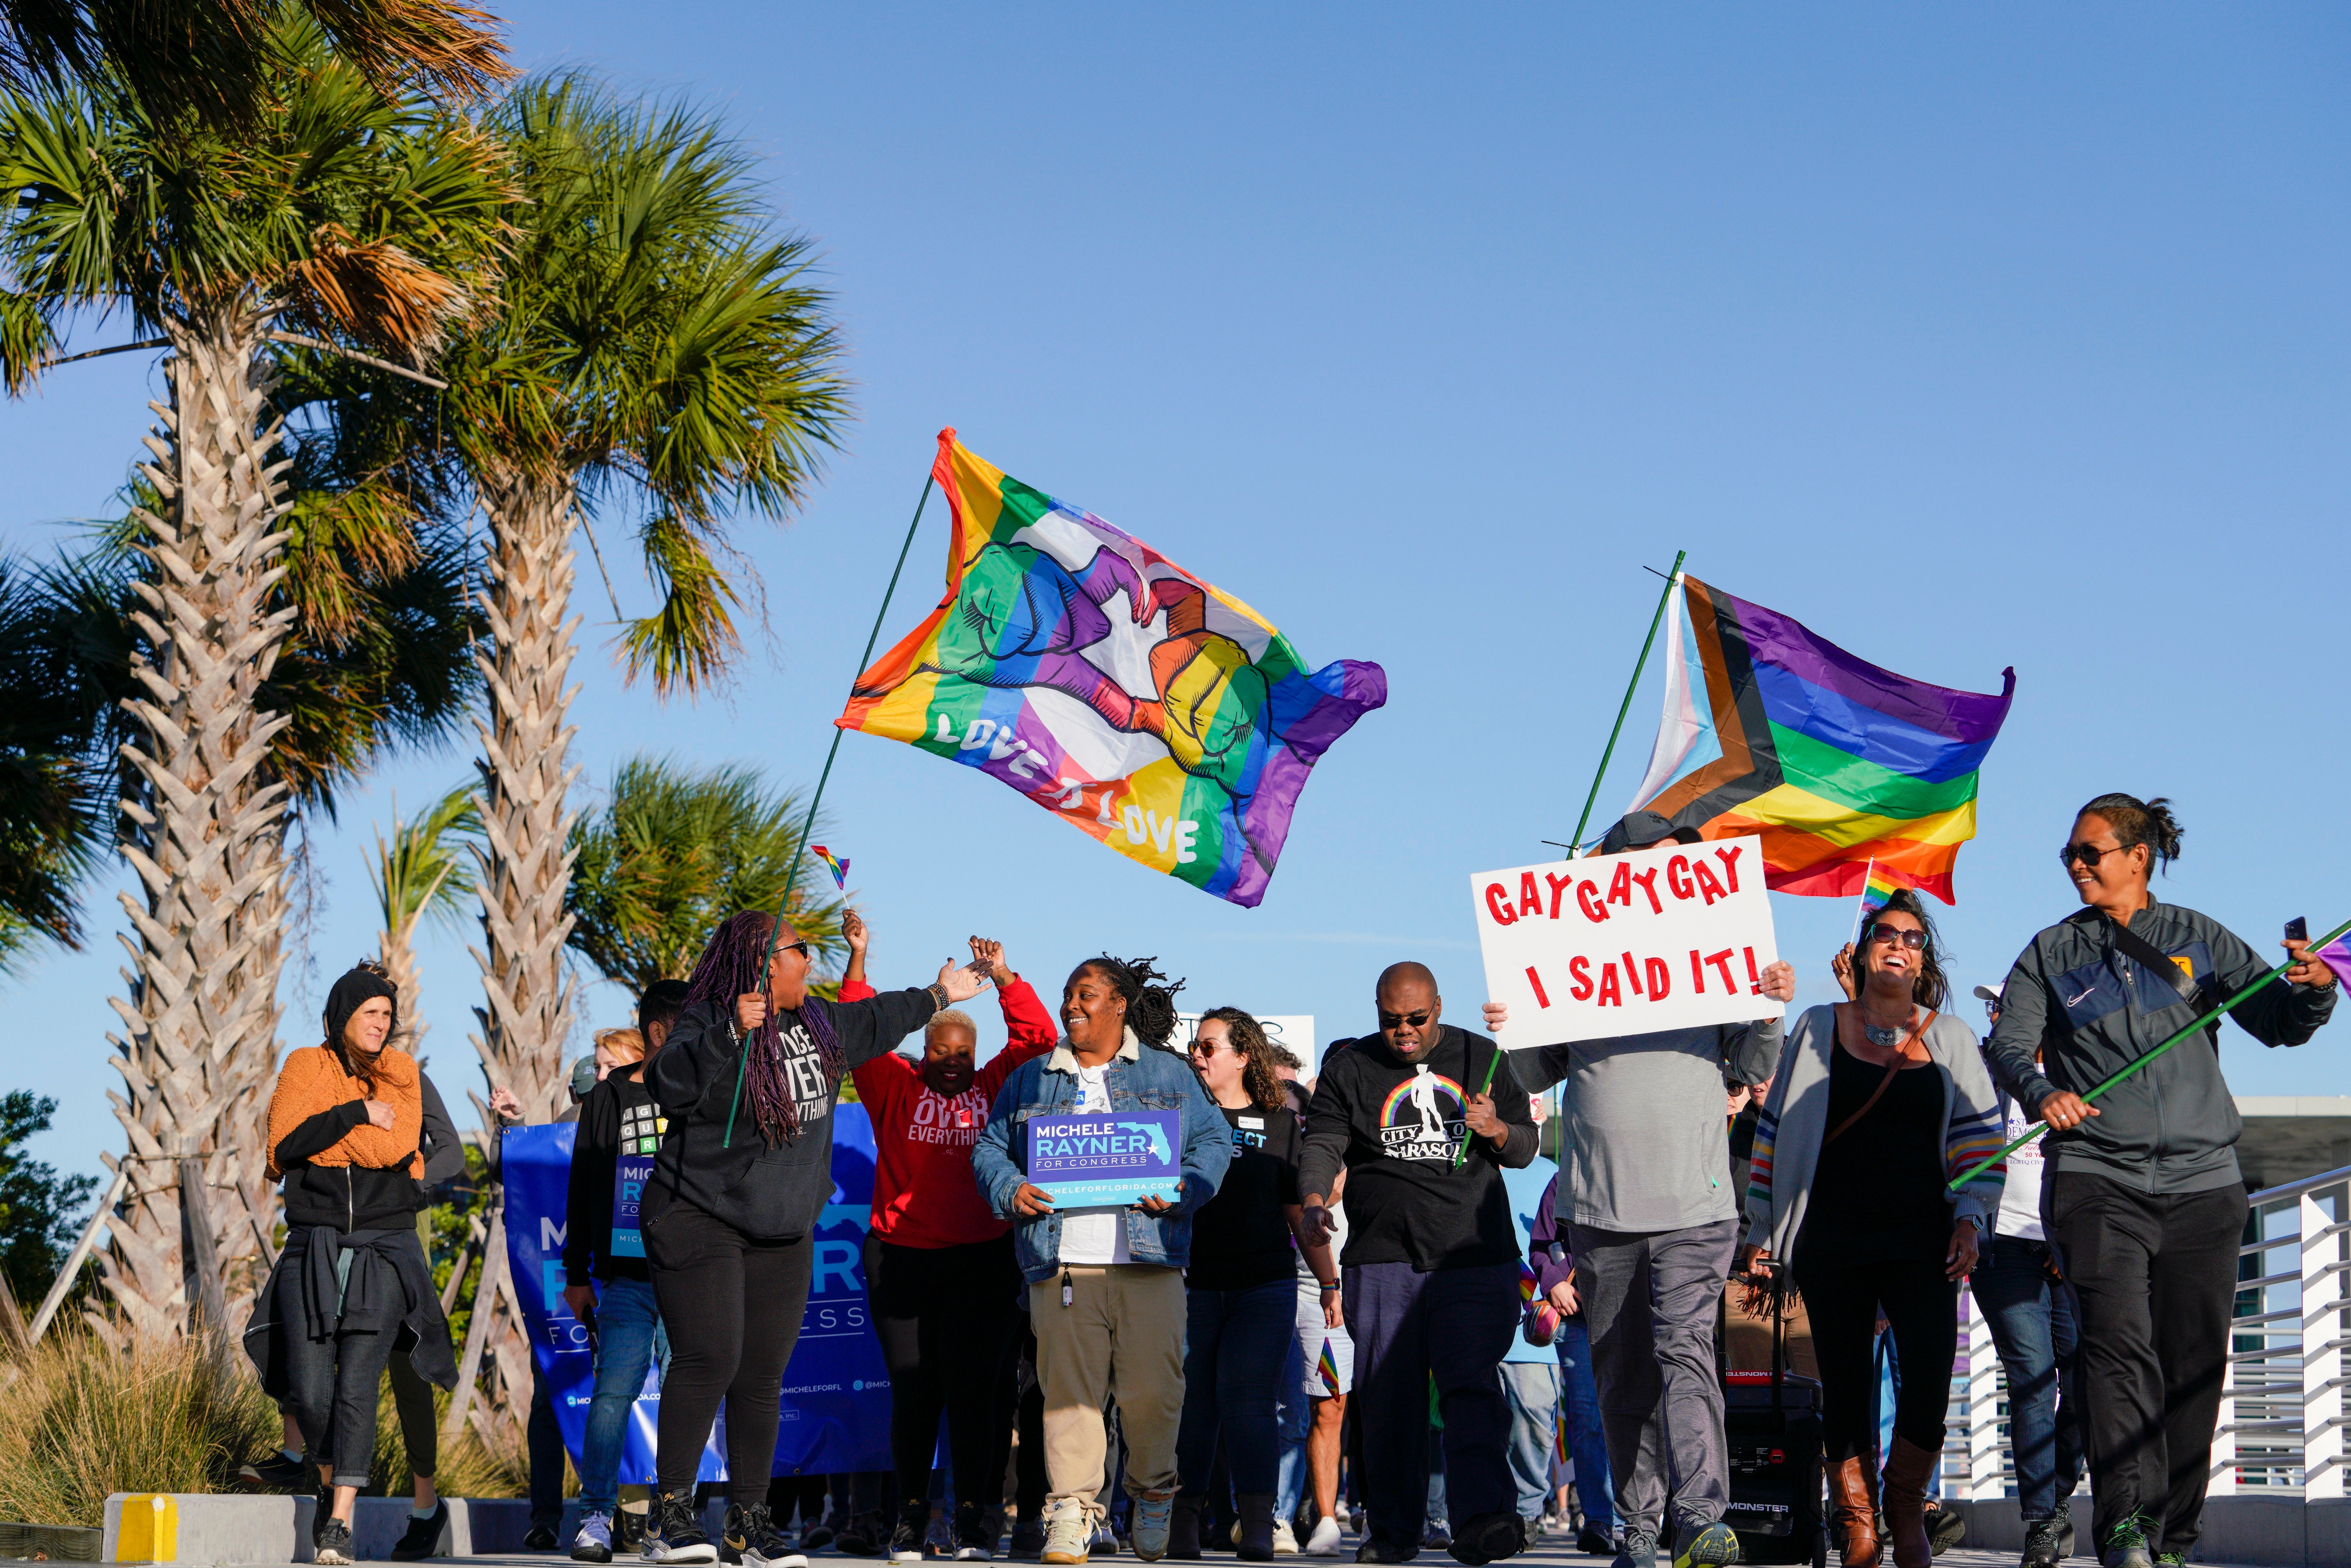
[1880,1437,1936,1568]
[1827,1457,1881,1567]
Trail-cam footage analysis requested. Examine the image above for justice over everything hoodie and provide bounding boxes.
[1986,900,2335,1195]
[838,974,1060,1247]
[1298,1024,1538,1272]
[645,986,941,1241]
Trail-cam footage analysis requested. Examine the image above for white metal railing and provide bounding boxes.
[1938,1166,2351,1501]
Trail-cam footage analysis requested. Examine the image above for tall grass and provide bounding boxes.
[0,1329,277,1528]
[0,1329,533,1527]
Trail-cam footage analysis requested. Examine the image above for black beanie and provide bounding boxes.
[323,966,400,1052]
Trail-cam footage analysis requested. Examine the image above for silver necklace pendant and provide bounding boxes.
[1864,1021,1906,1048]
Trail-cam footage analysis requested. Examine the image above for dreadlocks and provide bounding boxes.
[683,910,840,1143]
[1068,955,1188,1048]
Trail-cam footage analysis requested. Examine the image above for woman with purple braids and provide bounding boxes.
[638,910,989,1568]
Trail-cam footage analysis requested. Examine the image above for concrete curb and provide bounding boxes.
[100,1495,730,1564]
[1939,1497,2351,1568]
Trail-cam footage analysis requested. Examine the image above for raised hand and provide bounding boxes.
[844,909,869,956]
[970,936,1013,986]
[937,957,987,1004]
[1481,1000,1508,1033]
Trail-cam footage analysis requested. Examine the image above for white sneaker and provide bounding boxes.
[1272,1520,1300,1556]
[1041,1505,1091,1567]
[1303,1517,1343,1558]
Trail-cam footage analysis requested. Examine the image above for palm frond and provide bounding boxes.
[565,755,842,994]
[366,781,478,935]
[0,553,110,954]
[617,513,740,698]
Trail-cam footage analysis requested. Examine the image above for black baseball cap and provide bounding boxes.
[1598,809,1705,854]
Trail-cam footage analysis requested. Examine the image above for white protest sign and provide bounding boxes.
[1174,1013,1319,1073]
[1469,834,1783,1050]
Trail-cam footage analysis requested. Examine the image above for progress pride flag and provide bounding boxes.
[1470,835,1785,1051]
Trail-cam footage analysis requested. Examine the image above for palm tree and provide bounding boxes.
[566,756,843,996]
[440,78,850,1124]
[0,18,506,1342]
[365,784,478,1054]
[2,0,511,129]
[0,555,104,972]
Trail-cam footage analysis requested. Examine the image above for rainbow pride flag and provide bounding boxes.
[1859,861,1901,918]
[838,431,1387,907]
[1623,575,2014,903]
[2318,934,2351,989]
[812,844,849,889]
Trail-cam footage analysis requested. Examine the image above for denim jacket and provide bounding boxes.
[973,1026,1233,1284]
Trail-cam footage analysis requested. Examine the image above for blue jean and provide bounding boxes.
[579,1276,670,1511]
[1975,1236,2084,1521]
[1176,1280,1295,1498]
[1274,1286,1315,1523]
[1553,1316,1614,1532]
[1500,1362,1561,1522]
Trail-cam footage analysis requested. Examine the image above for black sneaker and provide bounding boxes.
[1010,1518,1047,1561]
[1355,1541,1417,1565]
[1670,1524,1740,1568]
[390,1501,451,1561]
[1448,1513,1525,1567]
[725,1502,808,1568]
[2022,1518,2066,1568]
[891,1506,931,1565]
[956,1502,997,1562]
[1577,1527,1616,1558]
[840,1513,889,1558]
[804,1524,837,1554]
[526,1525,562,1551]
[1613,1531,1658,1568]
[317,1516,356,1567]
[2154,1556,2185,1568]
[2098,1517,2153,1568]
[1927,1505,1966,1558]
[647,1488,719,1565]
[311,1479,334,1549]
[237,1451,313,1492]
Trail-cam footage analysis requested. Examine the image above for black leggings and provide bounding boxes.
[1795,1251,1958,1463]
[648,1203,816,1500]
[863,1234,1023,1510]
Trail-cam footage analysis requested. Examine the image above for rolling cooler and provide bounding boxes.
[1722,1269,1827,1568]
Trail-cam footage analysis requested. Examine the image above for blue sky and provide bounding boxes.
[5,5,2347,1186]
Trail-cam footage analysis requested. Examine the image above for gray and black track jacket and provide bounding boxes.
[1985,900,2335,1194]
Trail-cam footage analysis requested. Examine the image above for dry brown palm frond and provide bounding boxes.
[283,227,471,360]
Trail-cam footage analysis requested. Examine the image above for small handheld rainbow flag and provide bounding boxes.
[2318,932,2351,988]
[812,844,849,889]
[1859,863,1900,918]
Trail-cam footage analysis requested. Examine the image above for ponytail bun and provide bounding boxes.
[1074,955,1189,1048]
[2078,792,2183,871]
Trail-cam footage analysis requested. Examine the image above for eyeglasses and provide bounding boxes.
[1378,1009,1432,1030]
[776,941,810,959]
[1187,1039,1231,1057]
[1864,924,1927,951]
[2058,841,2131,869]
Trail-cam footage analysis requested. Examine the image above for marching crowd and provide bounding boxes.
[242,793,2339,1568]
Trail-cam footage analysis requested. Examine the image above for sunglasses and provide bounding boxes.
[1378,1009,1433,1030]
[2058,841,2133,869]
[1187,1038,1235,1057]
[1864,924,1927,951]
[777,941,810,959]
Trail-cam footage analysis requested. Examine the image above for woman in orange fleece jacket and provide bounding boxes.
[248,964,455,1567]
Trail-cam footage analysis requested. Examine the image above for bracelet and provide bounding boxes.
[926,982,950,1012]
[1317,1282,1340,1292]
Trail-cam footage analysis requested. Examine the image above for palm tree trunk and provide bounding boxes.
[381,909,428,1056]
[469,467,582,1124]
[99,303,296,1345]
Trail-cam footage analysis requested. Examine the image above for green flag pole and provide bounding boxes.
[1567,550,1686,854]
[727,472,937,1148]
[1949,913,2351,1190]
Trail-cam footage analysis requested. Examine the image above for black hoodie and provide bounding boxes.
[644,988,938,1241]
[1299,1024,1537,1272]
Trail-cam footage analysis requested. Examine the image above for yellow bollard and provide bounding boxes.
[116,1495,176,1563]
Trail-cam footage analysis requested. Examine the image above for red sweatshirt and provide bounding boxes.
[843,974,1060,1248]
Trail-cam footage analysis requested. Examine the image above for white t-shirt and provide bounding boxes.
[1994,1091,2045,1241]
[1056,1064,1134,1266]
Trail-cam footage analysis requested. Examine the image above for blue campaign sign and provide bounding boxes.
[1027,1108,1182,1207]
[501,1105,895,1483]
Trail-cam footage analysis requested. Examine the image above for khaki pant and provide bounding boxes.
[1720,1279,1819,1381]
[1030,1265,1187,1515]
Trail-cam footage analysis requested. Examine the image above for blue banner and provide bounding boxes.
[501,1105,895,1481]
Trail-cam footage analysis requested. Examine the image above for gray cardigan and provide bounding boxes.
[1742,1004,2005,1258]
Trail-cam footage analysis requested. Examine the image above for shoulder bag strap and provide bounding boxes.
[2102,911,2217,1014]
[1824,1005,1940,1145]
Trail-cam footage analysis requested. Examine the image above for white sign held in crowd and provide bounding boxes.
[1470,834,1784,1050]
